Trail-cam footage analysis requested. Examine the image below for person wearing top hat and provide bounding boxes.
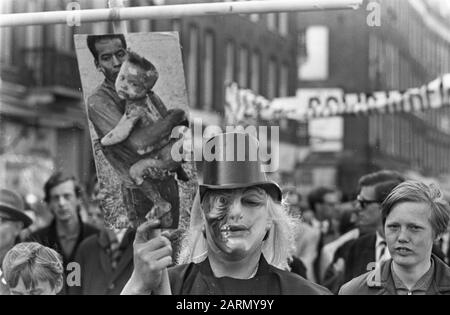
[121,132,331,295]
[0,188,33,295]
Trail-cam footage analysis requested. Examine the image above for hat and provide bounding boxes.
[199,132,282,202]
[0,189,33,228]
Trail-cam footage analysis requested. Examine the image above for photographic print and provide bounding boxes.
[74,32,197,229]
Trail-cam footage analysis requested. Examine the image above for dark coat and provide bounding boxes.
[339,255,450,295]
[27,217,99,267]
[27,217,99,295]
[343,233,377,283]
[168,255,331,295]
[69,228,135,295]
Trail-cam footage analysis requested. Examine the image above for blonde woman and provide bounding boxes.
[122,132,330,295]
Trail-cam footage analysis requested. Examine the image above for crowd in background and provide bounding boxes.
[1,168,450,295]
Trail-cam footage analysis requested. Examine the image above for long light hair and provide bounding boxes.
[177,188,300,270]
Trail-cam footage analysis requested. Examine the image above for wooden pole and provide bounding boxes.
[0,0,363,27]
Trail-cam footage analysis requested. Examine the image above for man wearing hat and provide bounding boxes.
[122,132,331,295]
[0,188,33,295]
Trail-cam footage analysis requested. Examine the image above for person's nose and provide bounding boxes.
[228,199,243,222]
[397,227,410,243]
[112,55,121,67]
[56,196,67,207]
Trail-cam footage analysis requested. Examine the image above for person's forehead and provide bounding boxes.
[324,192,339,203]
[386,202,432,224]
[123,63,141,75]
[95,38,124,55]
[49,180,76,195]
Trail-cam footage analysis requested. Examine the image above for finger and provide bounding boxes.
[142,245,172,262]
[137,236,171,253]
[143,254,173,272]
[161,230,172,240]
[152,256,173,270]
[135,220,161,244]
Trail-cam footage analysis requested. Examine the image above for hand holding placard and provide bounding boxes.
[121,220,172,295]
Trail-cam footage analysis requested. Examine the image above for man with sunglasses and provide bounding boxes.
[321,171,405,292]
[0,188,33,295]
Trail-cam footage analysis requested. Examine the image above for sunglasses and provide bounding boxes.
[356,196,378,209]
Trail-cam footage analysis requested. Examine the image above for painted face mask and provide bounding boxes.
[202,188,270,259]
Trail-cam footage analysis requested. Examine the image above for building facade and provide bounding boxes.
[296,0,450,197]
[0,0,301,199]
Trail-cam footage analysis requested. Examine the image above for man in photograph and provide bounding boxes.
[85,34,187,226]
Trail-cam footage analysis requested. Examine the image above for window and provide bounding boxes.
[203,31,215,111]
[278,13,289,36]
[251,51,261,93]
[225,41,235,84]
[238,46,249,88]
[279,63,289,97]
[267,58,277,99]
[267,13,277,31]
[298,26,329,81]
[250,14,259,22]
[188,25,199,108]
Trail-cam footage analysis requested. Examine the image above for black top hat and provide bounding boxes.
[199,132,282,202]
[0,189,33,228]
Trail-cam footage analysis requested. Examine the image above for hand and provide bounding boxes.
[121,220,172,295]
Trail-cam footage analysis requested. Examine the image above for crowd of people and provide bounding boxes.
[1,131,450,295]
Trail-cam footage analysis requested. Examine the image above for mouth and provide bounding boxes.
[219,224,250,238]
[221,224,249,232]
[117,90,128,99]
[395,247,413,255]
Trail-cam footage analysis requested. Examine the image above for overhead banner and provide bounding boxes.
[225,74,450,122]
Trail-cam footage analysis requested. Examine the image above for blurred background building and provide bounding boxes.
[295,0,450,198]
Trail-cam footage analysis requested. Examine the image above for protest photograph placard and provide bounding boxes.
[74,32,197,229]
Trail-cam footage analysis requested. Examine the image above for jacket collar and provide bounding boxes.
[366,254,450,294]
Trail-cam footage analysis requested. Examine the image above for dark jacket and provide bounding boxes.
[27,217,99,294]
[69,228,135,295]
[168,255,331,295]
[27,217,99,267]
[339,255,450,295]
[343,233,377,283]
